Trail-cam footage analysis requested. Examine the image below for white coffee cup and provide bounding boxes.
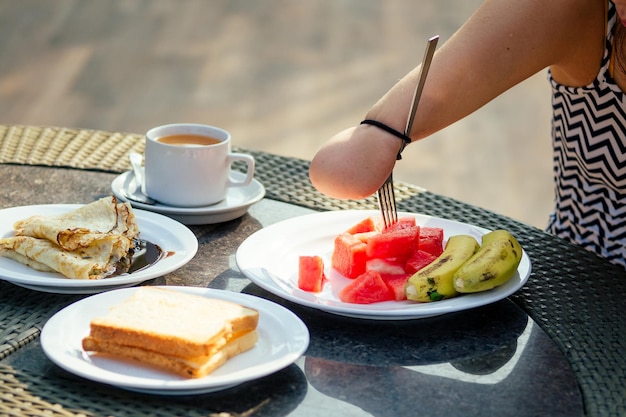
[144,123,255,207]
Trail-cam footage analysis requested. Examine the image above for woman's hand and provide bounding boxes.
[309,125,401,199]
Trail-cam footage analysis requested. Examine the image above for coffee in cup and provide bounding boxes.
[144,123,255,207]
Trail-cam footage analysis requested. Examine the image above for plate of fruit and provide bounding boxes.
[236,210,531,320]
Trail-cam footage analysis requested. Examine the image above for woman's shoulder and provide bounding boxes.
[547,0,608,87]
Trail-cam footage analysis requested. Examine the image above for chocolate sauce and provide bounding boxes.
[128,239,168,273]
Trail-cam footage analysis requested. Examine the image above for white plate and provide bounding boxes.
[40,286,310,395]
[0,204,198,294]
[236,210,532,320]
[111,170,265,225]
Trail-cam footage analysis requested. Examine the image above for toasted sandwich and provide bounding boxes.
[82,287,260,378]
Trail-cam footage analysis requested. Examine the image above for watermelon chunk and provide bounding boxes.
[384,217,416,231]
[405,249,438,274]
[338,270,395,304]
[366,258,409,301]
[353,231,378,243]
[366,258,406,275]
[298,255,326,292]
[366,225,420,260]
[331,233,368,278]
[380,273,410,301]
[345,217,378,234]
[418,227,444,256]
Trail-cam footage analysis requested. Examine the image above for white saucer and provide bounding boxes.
[111,170,265,225]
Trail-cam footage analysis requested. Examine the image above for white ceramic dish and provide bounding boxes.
[236,210,532,320]
[40,286,310,395]
[111,170,265,225]
[0,204,198,294]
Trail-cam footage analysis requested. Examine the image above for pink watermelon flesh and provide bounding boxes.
[298,255,326,292]
[338,270,395,304]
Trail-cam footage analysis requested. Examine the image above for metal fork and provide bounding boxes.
[377,35,439,228]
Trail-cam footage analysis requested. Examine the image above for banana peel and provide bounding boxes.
[405,234,479,302]
[453,229,523,293]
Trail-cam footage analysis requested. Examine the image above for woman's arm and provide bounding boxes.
[309,0,604,199]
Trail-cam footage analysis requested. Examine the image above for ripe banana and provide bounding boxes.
[453,229,523,293]
[405,235,480,302]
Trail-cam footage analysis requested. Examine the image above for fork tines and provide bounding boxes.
[377,175,398,229]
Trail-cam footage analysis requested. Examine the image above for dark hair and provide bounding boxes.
[614,22,626,74]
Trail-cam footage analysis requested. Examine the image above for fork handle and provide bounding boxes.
[405,35,439,137]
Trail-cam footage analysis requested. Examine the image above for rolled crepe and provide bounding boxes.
[0,196,139,279]
[14,196,138,251]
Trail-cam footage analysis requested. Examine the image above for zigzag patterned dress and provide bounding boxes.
[547,1,626,269]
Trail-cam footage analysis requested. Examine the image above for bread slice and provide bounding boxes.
[82,329,259,378]
[82,287,259,375]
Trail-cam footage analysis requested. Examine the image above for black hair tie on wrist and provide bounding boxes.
[360,119,411,160]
